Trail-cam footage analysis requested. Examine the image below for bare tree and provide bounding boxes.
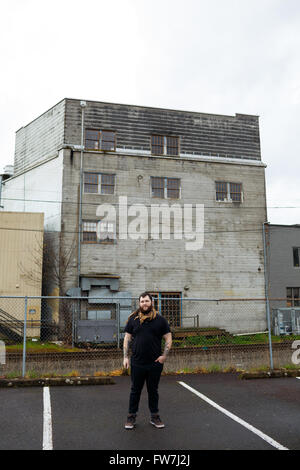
[19,231,77,343]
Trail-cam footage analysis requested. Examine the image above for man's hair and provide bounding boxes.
[139,292,153,302]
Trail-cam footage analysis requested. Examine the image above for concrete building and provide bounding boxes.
[0,211,44,339]
[1,98,268,333]
[266,224,300,308]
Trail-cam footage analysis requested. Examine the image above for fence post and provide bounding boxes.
[22,296,28,378]
[117,303,120,349]
[263,223,274,370]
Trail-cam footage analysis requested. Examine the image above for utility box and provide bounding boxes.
[76,319,117,343]
[272,308,300,336]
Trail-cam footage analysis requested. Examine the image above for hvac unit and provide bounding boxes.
[272,308,300,336]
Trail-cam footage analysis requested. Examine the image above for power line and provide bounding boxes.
[0,225,270,236]
[1,196,300,209]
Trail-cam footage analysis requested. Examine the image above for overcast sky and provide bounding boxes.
[1,0,300,225]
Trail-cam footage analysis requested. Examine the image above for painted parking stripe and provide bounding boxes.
[178,381,288,451]
[43,387,53,450]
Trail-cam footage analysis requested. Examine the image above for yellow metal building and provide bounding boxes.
[0,212,44,339]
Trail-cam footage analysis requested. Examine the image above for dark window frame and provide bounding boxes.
[150,292,182,327]
[82,219,116,244]
[85,129,116,151]
[216,181,243,203]
[151,176,181,199]
[151,135,180,157]
[84,172,115,195]
[287,287,300,307]
[293,247,300,268]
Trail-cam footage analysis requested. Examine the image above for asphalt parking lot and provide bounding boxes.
[0,373,299,451]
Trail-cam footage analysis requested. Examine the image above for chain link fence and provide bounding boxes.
[0,296,299,378]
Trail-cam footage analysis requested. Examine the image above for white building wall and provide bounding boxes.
[1,151,63,231]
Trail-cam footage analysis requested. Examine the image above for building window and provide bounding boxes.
[151,177,180,199]
[151,135,179,156]
[216,182,243,202]
[82,220,115,244]
[85,129,116,151]
[287,287,300,307]
[150,292,181,327]
[84,173,115,194]
[293,247,300,267]
[82,221,97,243]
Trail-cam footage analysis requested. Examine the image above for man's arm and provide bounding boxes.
[123,332,132,369]
[155,332,172,363]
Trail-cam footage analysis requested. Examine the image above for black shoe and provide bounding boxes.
[150,414,165,428]
[125,414,136,429]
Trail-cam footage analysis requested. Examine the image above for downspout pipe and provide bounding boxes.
[263,222,274,370]
[78,101,86,288]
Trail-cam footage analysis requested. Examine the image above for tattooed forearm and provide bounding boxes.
[163,343,171,356]
[123,334,131,358]
[163,334,172,357]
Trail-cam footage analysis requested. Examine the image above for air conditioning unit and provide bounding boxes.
[272,308,300,336]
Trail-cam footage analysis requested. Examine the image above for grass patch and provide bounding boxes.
[6,340,82,353]
[173,333,300,347]
[280,364,300,370]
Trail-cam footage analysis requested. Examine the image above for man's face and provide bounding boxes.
[139,295,152,313]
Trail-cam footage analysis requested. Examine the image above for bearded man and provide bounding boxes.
[123,292,172,430]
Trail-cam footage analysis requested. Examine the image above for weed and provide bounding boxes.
[208,364,222,373]
[25,370,39,379]
[66,370,80,377]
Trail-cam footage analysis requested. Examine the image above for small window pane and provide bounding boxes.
[216,182,227,201]
[230,183,242,202]
[167,178,180,198]
[83,231,97,242]
[98,221,115,242]
[293,248,300,267]
[151,177,164,197]
[86,139,99,150]
[151,136,164,155]
[85,130,100,150]
[84,173,98,193]
[101,131,115,151]
[83,222,97,242]
[101,185,114,195]
[101,174,115,194]
[86,130,99,140]
[166,136,179,156]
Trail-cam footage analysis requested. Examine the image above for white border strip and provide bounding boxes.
[43,387,53,450]
[178,381,288,450]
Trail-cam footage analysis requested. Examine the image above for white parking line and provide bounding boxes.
[178,381,288,450]
[43,387,53,450]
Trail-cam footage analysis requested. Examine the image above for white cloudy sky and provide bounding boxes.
[1,0,300,225]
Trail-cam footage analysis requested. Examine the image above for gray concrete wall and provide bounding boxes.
[268,225,300,309]
[65,99,261,161]
[14,100,65,175]
[61,149,267,333]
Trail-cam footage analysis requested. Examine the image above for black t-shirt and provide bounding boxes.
[124,313,171,366]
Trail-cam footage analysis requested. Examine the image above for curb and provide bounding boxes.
[240,369,300,379]
[0,376,115,387]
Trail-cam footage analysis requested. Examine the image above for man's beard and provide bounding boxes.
[140,305,152,314]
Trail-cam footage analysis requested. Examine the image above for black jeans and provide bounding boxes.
[128,360,163,416]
